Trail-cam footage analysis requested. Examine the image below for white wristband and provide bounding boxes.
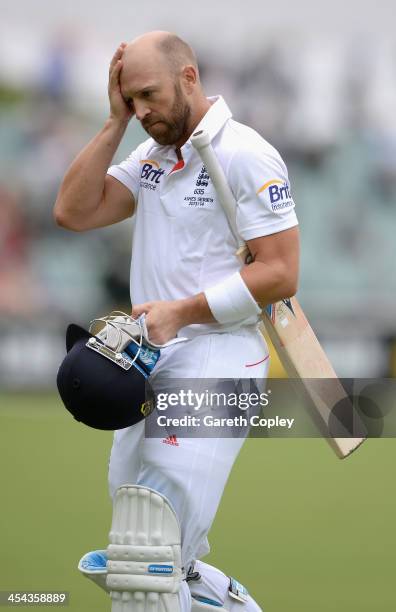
[204,271,261,324]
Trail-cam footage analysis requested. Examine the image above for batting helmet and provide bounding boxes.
[56,323,156,430]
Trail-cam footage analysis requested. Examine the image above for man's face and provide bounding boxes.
[121,62,191,146]
[140,81,191,146]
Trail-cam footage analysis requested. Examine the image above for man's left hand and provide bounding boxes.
[132,300,186,345]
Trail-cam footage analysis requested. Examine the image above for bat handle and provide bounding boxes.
[190,129,243,246]
[190,129,211,150]
[236,244,253,265]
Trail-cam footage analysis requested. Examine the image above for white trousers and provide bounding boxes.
[108,327,269,609]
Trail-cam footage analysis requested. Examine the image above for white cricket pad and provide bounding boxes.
[107,485,182,612]
[78,549,108,592]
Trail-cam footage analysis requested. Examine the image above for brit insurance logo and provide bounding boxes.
[140,159,165,191]
[257,179,294,212]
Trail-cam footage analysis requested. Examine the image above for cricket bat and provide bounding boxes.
[190,129,366,459]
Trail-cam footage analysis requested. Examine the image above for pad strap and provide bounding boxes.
[191,596,228,610]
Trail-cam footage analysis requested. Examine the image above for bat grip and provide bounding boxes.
[191,130,243,247]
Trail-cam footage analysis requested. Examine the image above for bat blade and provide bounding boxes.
[262,296,366,458]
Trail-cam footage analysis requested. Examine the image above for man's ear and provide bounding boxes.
[181,65,198,93]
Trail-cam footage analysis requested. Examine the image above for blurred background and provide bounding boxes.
[1,0,396,386]
[0,0,396,388]
[0,2,395,611]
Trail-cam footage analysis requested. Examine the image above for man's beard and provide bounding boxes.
[142,84,191,146]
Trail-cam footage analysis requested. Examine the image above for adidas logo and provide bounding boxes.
[162,435,179,446]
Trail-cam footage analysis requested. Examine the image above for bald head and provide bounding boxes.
[124,31,199,79]
[156,32,198,76]
[118,31,209,148]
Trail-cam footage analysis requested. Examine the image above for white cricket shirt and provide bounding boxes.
[107,96,298,337]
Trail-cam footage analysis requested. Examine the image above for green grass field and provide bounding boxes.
[1,393,395,612]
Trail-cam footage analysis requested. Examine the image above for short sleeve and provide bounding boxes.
[107,146,142,201]
[228,146,298,241]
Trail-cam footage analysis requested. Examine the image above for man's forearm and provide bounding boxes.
[176,293,216,326]
[131,264,296,345]
[54,116,128,226]
[177,262,296,328]
[240,260,297,307]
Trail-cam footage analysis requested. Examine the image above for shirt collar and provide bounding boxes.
[146,96,232,159]
[186,95,232,146]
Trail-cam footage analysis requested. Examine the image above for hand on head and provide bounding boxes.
[108,42,135,124]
